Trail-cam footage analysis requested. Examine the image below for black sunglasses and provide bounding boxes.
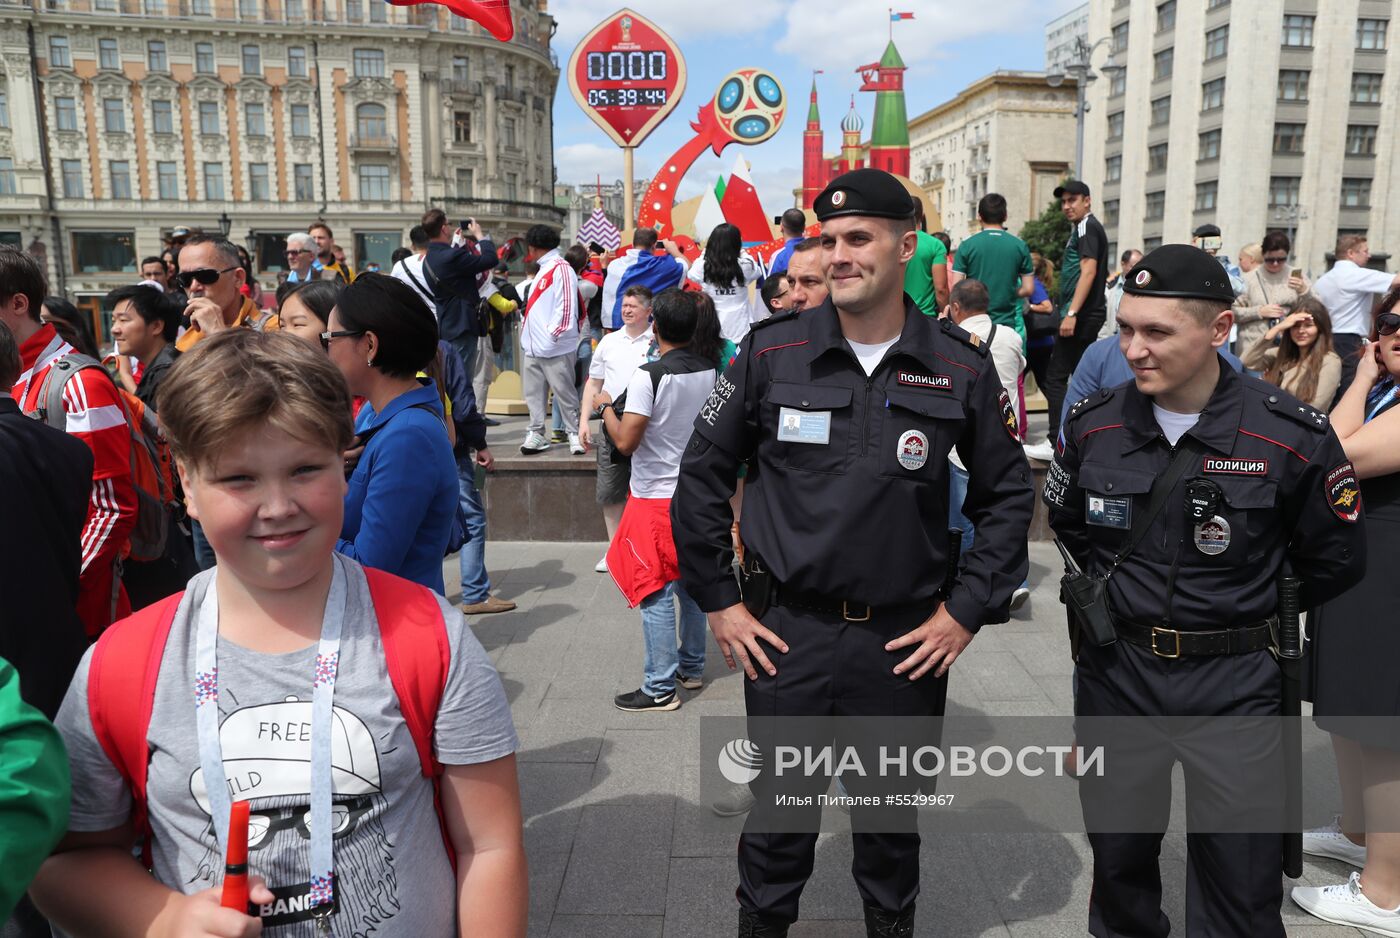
[175,265,239,289]
[320,329,363,349]
[1263,255,1288,264]
[1378,313,1400,337]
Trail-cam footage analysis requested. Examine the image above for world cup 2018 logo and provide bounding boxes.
[719,738,763,784]
[619,15,632,43]
[713,69,784,145]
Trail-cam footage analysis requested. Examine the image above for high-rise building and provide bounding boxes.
[1046,3,1090,71]
[0,0,561,337]
[1081,0,1399,273]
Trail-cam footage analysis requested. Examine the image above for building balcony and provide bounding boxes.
[443,196,564,225]
[348,132,396,152]
[442,79,483,97]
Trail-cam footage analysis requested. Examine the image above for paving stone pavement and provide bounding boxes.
[444,541,1369,937]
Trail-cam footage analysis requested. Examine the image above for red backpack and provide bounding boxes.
[86,567,455,868]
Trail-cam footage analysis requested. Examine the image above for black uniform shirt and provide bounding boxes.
[672,297,1034,631]
[1045,360,1366,626]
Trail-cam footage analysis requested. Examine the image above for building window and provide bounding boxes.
[1357,19,1388,50]
[191,0,210,12]
[99,38,119,70]
[1105,155,1122,182]
[1103,199,1120,226]
[452,56,469,82]
[1145,190,1166,219]
[1112,21,1130,52]
[369,0,385,22]
[109,160,131,199]
[242,44,260,74]
[152,99,173,134]
[101,98,124,133]
[1153,48,1173,80]
[293,163,313,201]
[1273,122,1305,154]
[60,159,83,198]
[157,161,178,199]
[198,100,219,135]
[1204,25,1228,59]
[249,163,270,200]
[1150,96,1171,126]
[1208,0,1229,7]
[1107,111,1124,139]
[1199,128,1221,160]
[1109,71,1127,97]
[55,96,78,132]
[505,64,516,91]
[1352,72,1383,104]
[148,40,167,72]
[196,42,214,74]
[204,162,224,199]
[1341,177,1372,209]
[345,0,362,20]
[0,158,14,196]
[1201,78,1225,110]
[291,103,311,138]
[244,102,265,137]
[505,172,519,201]
[1346,124,1378,156]
[453,111,472,143]
[1278,69,1310,102]
[286,0,302,15]
[359,164,390,201]
[1143,237,1162,252]
[1147,143,1169,173]
[1195,181,1218,211]
[1269,176,1300,209]
[455,167,473,198]
[352,48,385,78]
[503,117,517,148]
[288,46,307,77]
[0,92,8,129]
[72,231,136,272]
[1156,1,1174,32]
[238,0,257,15]
[356,102,386,141]
[49,36,71,68]
[1282,14,1314,47]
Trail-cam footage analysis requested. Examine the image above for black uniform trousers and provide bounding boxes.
[1075,641,1286,938]
[738,601,947,926]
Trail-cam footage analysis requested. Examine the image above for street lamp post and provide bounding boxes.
[217,212,232,238]
[1046,36,1125,181]
[1271,205,1308,263]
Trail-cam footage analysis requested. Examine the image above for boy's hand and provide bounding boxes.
[157,877,275,938]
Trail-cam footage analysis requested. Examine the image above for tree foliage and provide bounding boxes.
[1018,195,1072,286]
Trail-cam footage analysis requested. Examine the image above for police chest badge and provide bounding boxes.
[998,389,1019,442]
[1326,462,1362,523]
[1194,516,1231,555]
[896,429,928,470]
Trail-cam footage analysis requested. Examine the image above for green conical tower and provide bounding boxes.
[865,40,910,177]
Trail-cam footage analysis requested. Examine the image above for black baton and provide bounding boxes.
[1278,573,1304,878]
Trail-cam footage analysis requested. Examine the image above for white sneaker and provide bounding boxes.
[1023,439,1056,462]
[520,430,550,455]
[1010,586,1031,611]
[1303,814,1368,867]
[568,432,586,455]
[594,556,609,573]
[1292,872,1400,935]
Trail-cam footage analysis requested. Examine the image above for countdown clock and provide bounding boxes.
[567,9,686,149]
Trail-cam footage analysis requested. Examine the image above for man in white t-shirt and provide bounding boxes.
[597,290,716,712]
[390,226,434,312]
[579,285,655,572]
[1312,234,1400,396]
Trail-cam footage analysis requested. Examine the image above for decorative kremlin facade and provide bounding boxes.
[801,40,912,209]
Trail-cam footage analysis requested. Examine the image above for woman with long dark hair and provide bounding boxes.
[1242,295,1341,410]
[1234,229,1311,353]
[688,222,762,343]
[41,297,100,359]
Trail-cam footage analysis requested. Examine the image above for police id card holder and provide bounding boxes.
[1086,494,1131,530]
[777,406,831,444]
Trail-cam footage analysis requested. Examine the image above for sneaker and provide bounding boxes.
[1010,586,1031,611]
[1023,439,1056,462]
[1303,814,1368,867]
[712,783,757,817]
[568,432,586,455]
[551,429,568,443]
[1292,872,1400,935]
[461,596,516,615]
[614,688,680,712]
[482,417,501,427]
[677,672,703,690]
[594,556,609,573]
[520,430,550,455]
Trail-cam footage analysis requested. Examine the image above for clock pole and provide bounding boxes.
[623,147,636,229]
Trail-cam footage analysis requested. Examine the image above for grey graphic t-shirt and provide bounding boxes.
[55,555,518,936]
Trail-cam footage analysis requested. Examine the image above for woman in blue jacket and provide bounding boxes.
[324,274,458,593]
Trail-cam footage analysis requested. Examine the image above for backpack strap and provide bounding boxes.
[87,591,184,866]
[364,567,455,868]
[35,354,105,430]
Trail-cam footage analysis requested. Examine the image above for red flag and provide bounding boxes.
[385,0,514,41]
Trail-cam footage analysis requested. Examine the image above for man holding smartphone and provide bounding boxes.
[419,207,498,381]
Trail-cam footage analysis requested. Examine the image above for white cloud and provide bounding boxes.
[554,142,653,188]
[550,0,789,53]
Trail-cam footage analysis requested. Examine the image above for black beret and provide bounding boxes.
[1124,243,1236,304]
[814,168,915,222]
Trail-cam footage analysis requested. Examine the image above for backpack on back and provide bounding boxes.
[86,566,455,868]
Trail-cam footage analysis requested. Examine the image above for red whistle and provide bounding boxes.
[220,800,250,912]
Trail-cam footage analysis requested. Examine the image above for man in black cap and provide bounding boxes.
[673,167,1033,937]
[1193,222,1246,297]
[1044,243,1367,937]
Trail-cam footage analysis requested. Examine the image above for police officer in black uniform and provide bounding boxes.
[673,168,1034,938]
[1045,243,1367,937]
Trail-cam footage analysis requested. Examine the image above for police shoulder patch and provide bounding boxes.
[1325,462,1362,523]
[998,389,1019,442]
[749,309,801,332]
[939,318,990,357]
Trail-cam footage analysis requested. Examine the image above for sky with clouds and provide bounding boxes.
[549,0,1086,217]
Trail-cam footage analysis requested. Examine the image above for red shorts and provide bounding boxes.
[606,496,679,608]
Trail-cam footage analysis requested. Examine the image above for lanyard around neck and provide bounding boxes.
[194,560,347,915]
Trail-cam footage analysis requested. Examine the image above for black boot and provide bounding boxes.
[738,907,790,938]
[864,902,915,938]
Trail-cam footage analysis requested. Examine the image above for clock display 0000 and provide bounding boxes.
[567,9,686,148]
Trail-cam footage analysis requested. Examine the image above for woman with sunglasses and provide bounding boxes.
[1293,289,1400,931]
[1234,230,1311,356]
[1242,295,1341,410]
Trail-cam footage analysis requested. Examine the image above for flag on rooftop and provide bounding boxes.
[890,10,915,20]
[577,208,621,252]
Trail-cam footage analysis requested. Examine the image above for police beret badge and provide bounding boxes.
[831,190,846,207]
[999,389,1019,442]
[1326,462,1362,523]
[1135,269,1151,287]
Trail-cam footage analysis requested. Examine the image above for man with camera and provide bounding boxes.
[419,208,499,382]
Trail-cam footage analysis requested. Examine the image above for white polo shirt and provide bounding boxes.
[624,360,716,499]
[1313,260,1396,336]
[589,326,654,398]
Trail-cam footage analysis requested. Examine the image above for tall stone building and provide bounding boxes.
[0,0,560,336]
[1081,0,1400,273]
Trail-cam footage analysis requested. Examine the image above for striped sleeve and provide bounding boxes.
[62,370,138,573]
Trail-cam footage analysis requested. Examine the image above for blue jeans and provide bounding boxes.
[190,518,216,571]
[640,580,706,698]
[456,458,491,603]
[450,332,479,381]
[949,462,1027,592]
